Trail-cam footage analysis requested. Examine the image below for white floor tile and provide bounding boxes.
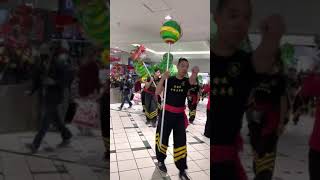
[118,160,137,172]
[119,169,141,180]
[110,162,118,173]
[110,172,120,180]
[138,167,162,180]
[129,142,145,148]
[115,138,129,144]
[116,143,131,150]
[194,159,210,170]
[186,161,202,173]
[116,151,134,161]
[189,171,210,180]
[136,157,155,168]
[188,151,206,161]
[110,153,117,162]
[133,150,150,159]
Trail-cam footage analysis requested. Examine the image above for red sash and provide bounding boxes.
[164,104,189,128]
[211,134,247,180]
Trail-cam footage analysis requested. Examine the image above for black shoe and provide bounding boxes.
[179,171,191,180]
[189,120,194,124]
[26,143,38,154]
[118,107,122,111]
[146,120,150,125]
[129,105,132,108]
[158,161,167,173]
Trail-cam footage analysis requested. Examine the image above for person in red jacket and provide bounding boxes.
[299,64,320,180]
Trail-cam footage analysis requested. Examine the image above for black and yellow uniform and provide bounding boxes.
[212,51,256,180]
[156,76,191,171]
[246,74,285,180]
[187,84,200,123]
[144,76,161,125]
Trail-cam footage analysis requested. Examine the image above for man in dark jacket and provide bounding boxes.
[119,75,133,110]
[27,54,72,153]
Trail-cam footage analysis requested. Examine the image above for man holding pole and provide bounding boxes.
[155,58,199,180]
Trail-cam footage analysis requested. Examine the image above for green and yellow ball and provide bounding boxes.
[160,20,181,44]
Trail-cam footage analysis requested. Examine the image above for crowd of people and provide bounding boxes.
[23,42,109,161]
[116,70,211,131]
[114,57,210,179]
[212,0,320,180]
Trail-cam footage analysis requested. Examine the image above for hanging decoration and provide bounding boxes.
[72,0,109,48]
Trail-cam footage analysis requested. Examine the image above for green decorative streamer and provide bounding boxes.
[133,53,178,79]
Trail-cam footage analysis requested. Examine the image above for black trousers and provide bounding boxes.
[309,148,320,180]
[141,90,145,109]
[204,109,210,138]
[120,93,132,108]
[100,93,109,153]
[247,111,278,180]
[155,110,187,171]
[144,92,158,122]
[33,102,72,149]
[212,161,238,180]
[187,96,198,122]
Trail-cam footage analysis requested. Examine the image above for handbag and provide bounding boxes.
[72,98,100,129]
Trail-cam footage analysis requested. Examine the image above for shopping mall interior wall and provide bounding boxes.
[187,59,210,73]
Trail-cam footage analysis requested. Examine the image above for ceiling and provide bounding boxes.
[110,0,210,62]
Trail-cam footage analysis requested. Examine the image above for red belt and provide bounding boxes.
[164,104,189,128]
[212,134,247,180]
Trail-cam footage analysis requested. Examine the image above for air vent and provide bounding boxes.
[141,0,171,13]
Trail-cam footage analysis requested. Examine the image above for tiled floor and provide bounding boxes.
[0,126,108,180]
[112,96,316,180]
[110,98,210,180]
